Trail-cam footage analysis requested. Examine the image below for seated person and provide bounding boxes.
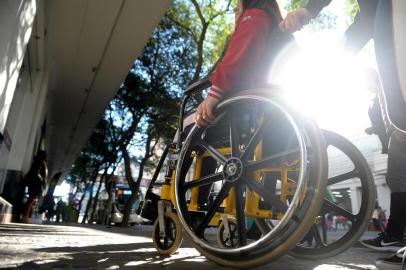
[195,0,292,127]
[191,0,295,207]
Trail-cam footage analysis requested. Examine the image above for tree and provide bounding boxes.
[109,6,200,226]
[120,95,180,227]
[66,154,92,222]
[168,0,235,81]
[112,1,237,226]
[67,118,119,224]
[68,0,237,226]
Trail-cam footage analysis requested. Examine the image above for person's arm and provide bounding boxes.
[279,0,332,33]
[195,9,271,127]
[342,0,378,54]
[208,9,271,99]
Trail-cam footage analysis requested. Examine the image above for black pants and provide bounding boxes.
[375,0,406,238]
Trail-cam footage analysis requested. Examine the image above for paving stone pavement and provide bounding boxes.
[0,223,391,270]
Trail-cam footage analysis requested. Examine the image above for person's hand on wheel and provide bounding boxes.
[279,8,312,33]
[195,95,220,128]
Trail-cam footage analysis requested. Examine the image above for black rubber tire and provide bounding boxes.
[289,130,376,259]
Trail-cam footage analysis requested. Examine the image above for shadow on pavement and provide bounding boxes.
[12,245,383,270]
[0,223,384,270]
[13,242,224,270]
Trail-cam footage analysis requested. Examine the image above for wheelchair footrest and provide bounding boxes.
[139,192,160,221]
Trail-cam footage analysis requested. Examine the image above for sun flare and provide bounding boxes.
[269,37,374,136]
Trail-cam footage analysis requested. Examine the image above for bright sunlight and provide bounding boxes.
[269,35,375,137]
[271,1,377,137]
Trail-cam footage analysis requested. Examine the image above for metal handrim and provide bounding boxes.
[174,95,309,254]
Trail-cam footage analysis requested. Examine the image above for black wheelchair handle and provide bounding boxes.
[184,78,212,96]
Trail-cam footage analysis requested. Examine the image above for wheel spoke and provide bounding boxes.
[321,199,357,222]
[244,148,300,172]
[196,138,227,165]
[241,177,288,212]
[183,172,224,190]
[327,170,358,186]
[235,183,247,246]
[196,182,233,237]
[240,112,272,162]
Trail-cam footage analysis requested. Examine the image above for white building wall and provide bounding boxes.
[7,70,49,173]
[0,0,37,133]
[0,0,38,193]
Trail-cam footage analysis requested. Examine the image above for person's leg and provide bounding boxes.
[196,119,230,207]
[385,135,406,239]
[379,219,386,232]
[197,157,218,207]
[375,0,406,234]
[373,218,381,231]
[22,195,36,223]
[373,0,406,268]
[361,0,406,253]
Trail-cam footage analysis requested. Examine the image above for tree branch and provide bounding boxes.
[209,0,233,23]
[167,14,198,44]
[191,0,206,26]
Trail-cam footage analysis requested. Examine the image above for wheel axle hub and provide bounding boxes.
[223,157,243,182]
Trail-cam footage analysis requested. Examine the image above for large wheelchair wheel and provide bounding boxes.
[174,92,328,268]
[290,130,376,259]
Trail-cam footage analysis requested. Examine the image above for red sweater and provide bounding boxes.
[209,9,271,99]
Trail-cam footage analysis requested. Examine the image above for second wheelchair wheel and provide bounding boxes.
[174,92,327,268]
[217,218,239,248]
[289,130,376,259]
[152,211,183,256]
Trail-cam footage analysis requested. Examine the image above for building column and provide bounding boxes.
[0,0,38,193]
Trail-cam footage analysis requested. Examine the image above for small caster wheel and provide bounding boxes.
[152,211,183,255]
[217,218,239,248]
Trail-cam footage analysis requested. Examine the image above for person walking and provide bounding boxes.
[280,1,406,269]
[21,151,48,223]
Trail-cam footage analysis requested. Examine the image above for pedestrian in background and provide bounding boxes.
[21,151,48,223]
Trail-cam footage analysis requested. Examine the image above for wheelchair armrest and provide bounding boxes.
[184,78,211,96]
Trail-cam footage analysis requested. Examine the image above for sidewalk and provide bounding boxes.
[0,222,390,269]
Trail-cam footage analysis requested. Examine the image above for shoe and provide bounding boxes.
[376,246,406,270]
[360,233,404,252]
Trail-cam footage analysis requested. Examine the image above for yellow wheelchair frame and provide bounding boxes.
[159,145,299,222]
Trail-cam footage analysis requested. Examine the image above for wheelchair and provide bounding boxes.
[139,78,376,268]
